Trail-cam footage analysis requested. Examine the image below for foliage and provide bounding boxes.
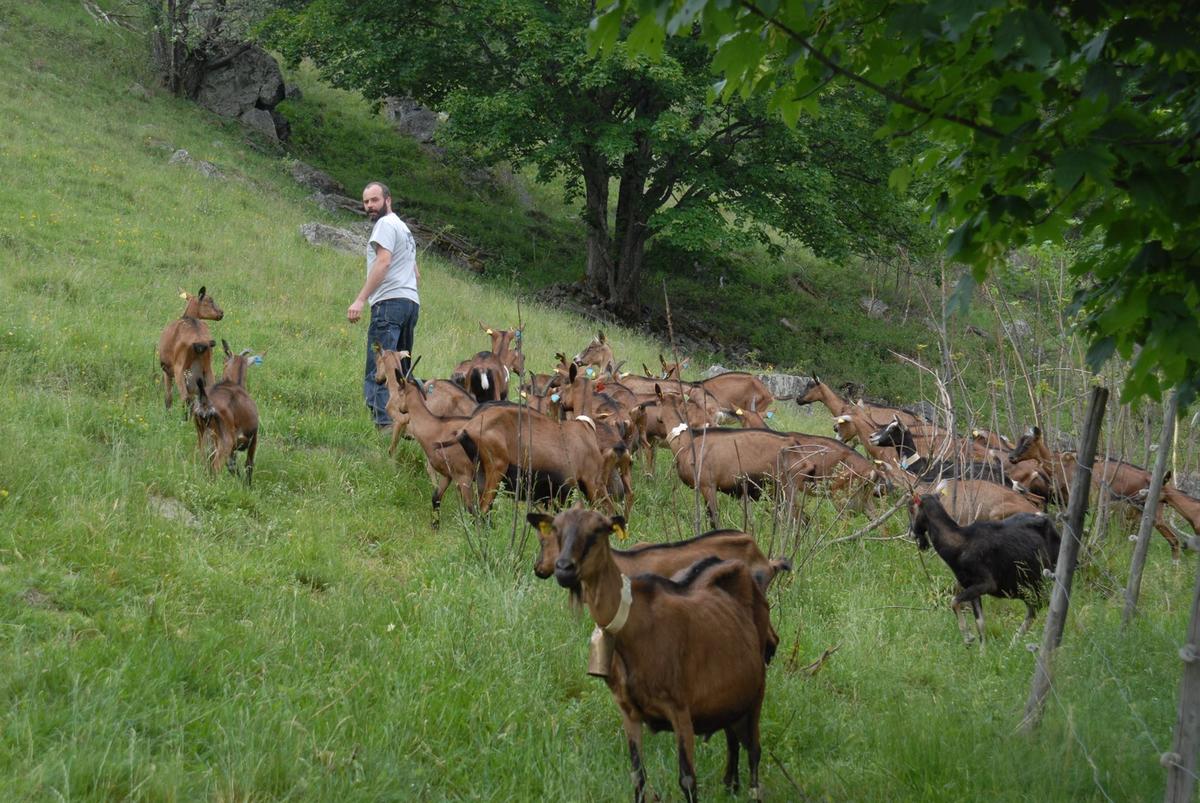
[261,0,929,310]
[140,0,281,94]
[593,0,1200,407]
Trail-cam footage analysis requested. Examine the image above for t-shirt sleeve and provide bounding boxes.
[370,220,400,254]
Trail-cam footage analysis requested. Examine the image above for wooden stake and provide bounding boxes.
[1021,385,1108,733]
[1164,552,1200,802]
[1123,391,1179,627]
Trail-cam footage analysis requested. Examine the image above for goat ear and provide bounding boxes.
[610,516,627,540]
[568,363,577,382]
[526,513,554,535]
[555,352,567,365]
[198,286,206,298]
[813,373,820,384]
[222,339,232,357]
[654,383,664,401]
[597,330,605,344]
[1032,425,1041,439]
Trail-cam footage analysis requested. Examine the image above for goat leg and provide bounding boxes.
[1154,517,1182,564]
[621,716,646,803]
[951,600,975,645]
[669,710,698,803]
[1012,601,1037,647]
[244,431,257,487]
[722,728,740,793]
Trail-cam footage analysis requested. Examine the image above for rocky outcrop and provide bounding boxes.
[168,149,224,179]
[193,44,288,141]
[383,96,442,144]
[299,222,368,255]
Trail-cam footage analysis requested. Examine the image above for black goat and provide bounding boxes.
[871,417,1009,485]
[909,493,1060,647]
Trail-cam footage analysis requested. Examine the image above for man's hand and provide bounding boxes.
[347,299,365,323]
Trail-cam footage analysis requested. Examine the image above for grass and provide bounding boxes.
[0,2,1195,800]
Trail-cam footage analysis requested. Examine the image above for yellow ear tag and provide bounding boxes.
[613,523,629,542]
[179,292,188,299]
[735,408,744,415]
[940,487,948,497]
[486,328,493,334]
[537,521,553,536]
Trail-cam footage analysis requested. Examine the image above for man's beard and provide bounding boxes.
[366,206,389,222]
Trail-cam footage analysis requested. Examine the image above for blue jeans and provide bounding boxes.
[364,298,419,426]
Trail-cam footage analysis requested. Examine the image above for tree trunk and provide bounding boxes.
[580,137,654,312]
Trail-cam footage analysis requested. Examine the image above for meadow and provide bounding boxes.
[0,2,1194,800]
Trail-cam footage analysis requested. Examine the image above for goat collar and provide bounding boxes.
[667,422,688,442]
[603,574,633,635]
[900,451,922,469]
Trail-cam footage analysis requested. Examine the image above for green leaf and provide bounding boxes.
[1053,146,1114,191]
[947,272,977,317]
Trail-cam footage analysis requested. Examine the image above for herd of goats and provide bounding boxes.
[156,286,1200,801]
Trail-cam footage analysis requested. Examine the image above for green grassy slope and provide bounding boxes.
[0,3,1192,801]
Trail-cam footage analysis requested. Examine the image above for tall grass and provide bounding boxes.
[0,2,1193,800]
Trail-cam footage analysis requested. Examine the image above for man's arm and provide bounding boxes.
[347,246,392,323]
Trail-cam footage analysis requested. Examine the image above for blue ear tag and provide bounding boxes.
[425,381,434,394]
[514,330,521,339]
[249,355,263,366]
[550,393,560,403]
[765,411,774,419]
[585,367,596,378]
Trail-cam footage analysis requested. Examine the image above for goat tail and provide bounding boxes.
[440,429,477,464]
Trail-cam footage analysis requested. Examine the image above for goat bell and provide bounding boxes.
[587,625,616,678]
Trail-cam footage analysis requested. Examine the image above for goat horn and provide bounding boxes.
[404,355,423,379]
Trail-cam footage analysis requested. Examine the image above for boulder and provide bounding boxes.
[239,108,278,142]
[284,82,303,101]
[758,373,812,401]
[291,161,347,195]
[1010,318,1032,339]
[383,96,442,143]
[195,44,285,118]
[167,149,224,179]
[299,222,367,255]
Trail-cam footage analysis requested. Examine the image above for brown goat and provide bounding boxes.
[796,376,925,428]
[1009,426,1185,560]
[532,525,791,593]
[1154,486,1200,536]
[656,394,816,526]
[158,286,223,414]
[573,330,616,375]
[190,341,259,485]
[374,348,475,451]
[537,507,773,801]
[479,321,526,376]
[382,365,480,526]
[452,403,613,514]
[924,479,1042,525]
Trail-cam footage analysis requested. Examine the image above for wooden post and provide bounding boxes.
[1164,555,1200,803]
[1020,386,1108,733]
[1123,392,1179,627]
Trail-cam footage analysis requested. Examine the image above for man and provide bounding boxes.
[349,181,420,428]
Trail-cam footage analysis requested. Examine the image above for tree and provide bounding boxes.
[591,1,1200,405]
[262,0,928,311]
[144,0,277,96]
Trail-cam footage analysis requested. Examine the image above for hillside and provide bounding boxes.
[0,2,1194,801]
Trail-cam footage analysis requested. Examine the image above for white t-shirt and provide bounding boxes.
[366,213,419,307]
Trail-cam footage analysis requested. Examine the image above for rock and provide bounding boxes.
[239,108,278,141]
[195,44,285,119]
[1010,318,1032,339]
[382,96,442,143]
[299,222,367,255]
[128,82,150,101]
[284,82,303,101]
[269,109,291,142]
[167,149,224,179]
[291,161,346,195]
[859,296,889,319]
[905,399,938,423]
[758,373,813,401]
[490,164,534,210]
[703,364,729,379]
[148,493,201,530]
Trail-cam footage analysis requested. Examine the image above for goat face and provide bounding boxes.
[531,516,558,579]
[1008,426,1042,464]
[531,507,625,590]
[908,499,933,550]
[187,287,224,320]
[869,417,904,447]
